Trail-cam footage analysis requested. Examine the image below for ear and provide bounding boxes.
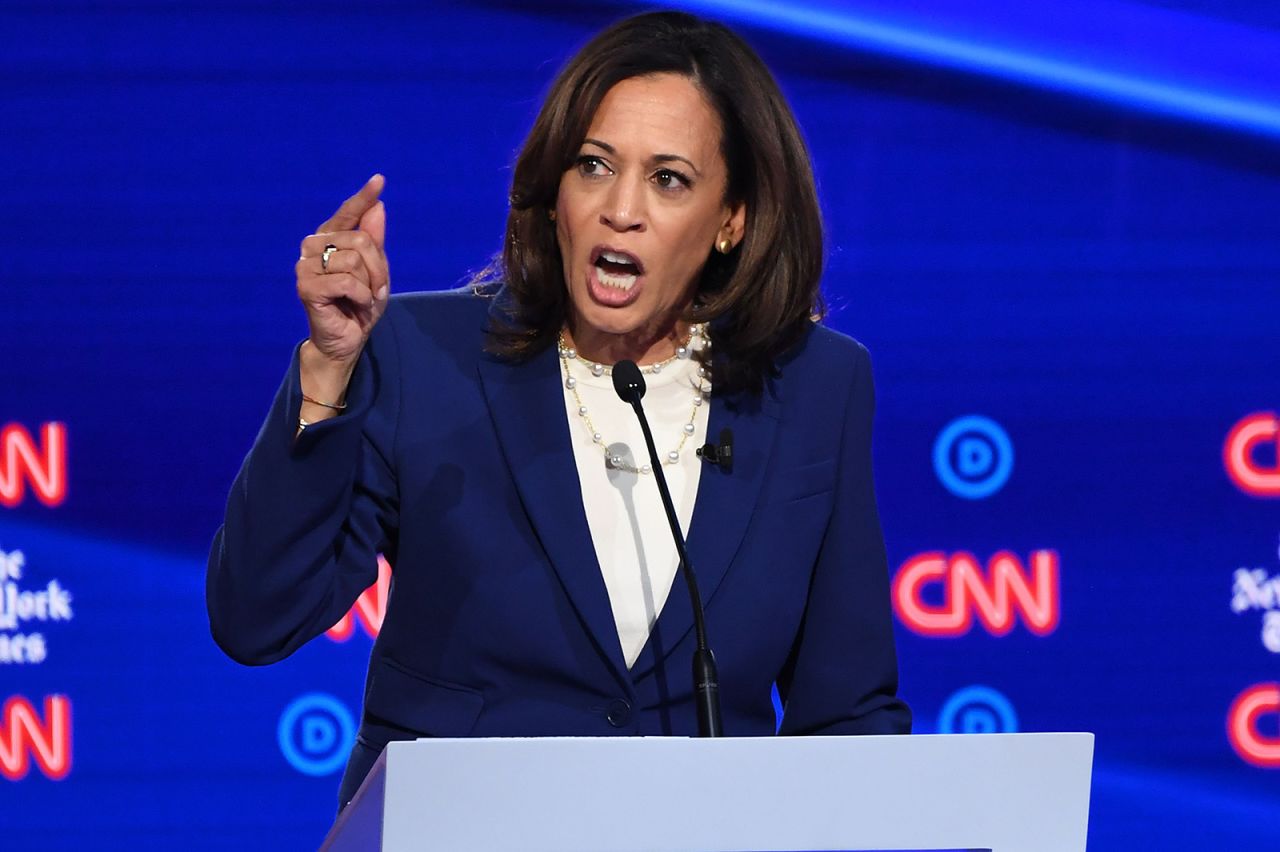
[720,200,747,248]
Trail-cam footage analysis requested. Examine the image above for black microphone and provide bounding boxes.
[696,428,734,472]
[612,360,723,738]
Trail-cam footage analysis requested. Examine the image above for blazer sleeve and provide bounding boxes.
[775,344,912,735]
[206,317,401,666]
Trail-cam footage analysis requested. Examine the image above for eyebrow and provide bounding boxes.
[582,138,702,178]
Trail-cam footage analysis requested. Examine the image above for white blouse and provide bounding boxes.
[558,345,711,668]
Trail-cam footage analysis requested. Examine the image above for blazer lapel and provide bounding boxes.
[629,380,780,681]
[476,346,631,689]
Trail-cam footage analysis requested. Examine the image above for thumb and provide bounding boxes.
[360,199,386,251]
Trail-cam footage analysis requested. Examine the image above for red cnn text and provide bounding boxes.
[1224,412,1280,497]
[0,694,72,781]
[326,555,392,642]
[893,550,1061,637]
[0,423,67,509]
[1227,683,1280,769]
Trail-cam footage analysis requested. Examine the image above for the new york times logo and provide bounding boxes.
[1232,542,1280,655]
[0,548,73,664]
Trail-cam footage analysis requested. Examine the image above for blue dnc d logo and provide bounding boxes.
[278,693,355,777]
[933,415,1013,500]
[938,685,1019,734]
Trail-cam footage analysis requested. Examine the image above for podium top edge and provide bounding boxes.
[387,732,1096,745]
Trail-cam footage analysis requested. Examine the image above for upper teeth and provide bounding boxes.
[601,251,634,266]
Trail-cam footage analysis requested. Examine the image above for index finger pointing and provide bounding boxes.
[317,174,385,234]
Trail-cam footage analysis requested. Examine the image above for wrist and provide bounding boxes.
[299,340,358,424]
[300,340,358,392]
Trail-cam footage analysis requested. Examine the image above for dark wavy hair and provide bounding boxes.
[478,10,825,395]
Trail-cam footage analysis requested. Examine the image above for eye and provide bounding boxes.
[652,169,692,191]
[575,155,612,178]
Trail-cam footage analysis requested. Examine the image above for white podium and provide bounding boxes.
[321,733,1093,852]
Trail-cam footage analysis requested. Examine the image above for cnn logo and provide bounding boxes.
[0,423,67,509]
[0,694,72,781]
[893,550,1060,637]
[1227,683,1280,769]
[326,556,391,642]
[1224,413,1280,497]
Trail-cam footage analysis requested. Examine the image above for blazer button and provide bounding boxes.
[606,699,632,727]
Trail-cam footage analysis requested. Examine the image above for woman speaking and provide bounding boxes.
[207,10,911,809]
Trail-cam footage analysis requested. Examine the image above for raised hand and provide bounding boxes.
[297,174,390,364]
[295,175,390,421]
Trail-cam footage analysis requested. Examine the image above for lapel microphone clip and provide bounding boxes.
[696,428,734,473]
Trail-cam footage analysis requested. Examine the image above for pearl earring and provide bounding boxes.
[717,238,733,254]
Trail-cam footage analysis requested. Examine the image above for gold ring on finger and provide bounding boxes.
[321,244,338,271]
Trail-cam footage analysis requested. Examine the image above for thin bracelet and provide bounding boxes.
[301,393,347,411]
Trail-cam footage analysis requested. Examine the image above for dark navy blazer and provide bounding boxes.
[207,289,910,807]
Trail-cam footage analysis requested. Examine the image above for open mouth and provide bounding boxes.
[592,247,644,291]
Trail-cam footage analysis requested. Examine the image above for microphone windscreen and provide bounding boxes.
[611,359,646,403]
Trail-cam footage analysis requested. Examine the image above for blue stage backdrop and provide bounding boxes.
[4,1,1279,848]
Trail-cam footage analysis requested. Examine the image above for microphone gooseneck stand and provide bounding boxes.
[612,359,723,737]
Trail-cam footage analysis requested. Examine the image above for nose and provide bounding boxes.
[600,174,646,233]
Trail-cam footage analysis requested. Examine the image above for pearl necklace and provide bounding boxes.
[559,323,707,378]
[558,325,711,475]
